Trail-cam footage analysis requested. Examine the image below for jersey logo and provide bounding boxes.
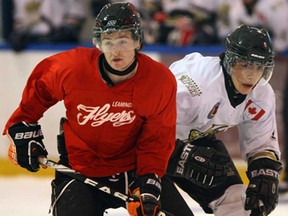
[244,99,265,121]
[179,75,201,97]
[14,130,43,139]
[188,124,233,142]
[207,102,220,119]
[176,143,194,175]
[77,103,136,127]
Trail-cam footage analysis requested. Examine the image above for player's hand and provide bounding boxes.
[128,173,161,216]
[245,157,282,215]
[166,139,231,188]
[7,122,48,172]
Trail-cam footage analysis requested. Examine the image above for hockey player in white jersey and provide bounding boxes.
[164,24,282,215]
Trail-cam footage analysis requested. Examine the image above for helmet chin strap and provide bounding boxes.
[103,56,137,76]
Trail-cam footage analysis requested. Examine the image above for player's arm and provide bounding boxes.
[3,57,66,171]
[245,151,282,215]
[128,66,177,216]
[239,92,282,215]
[3,58,63,134]
[135,65,177,177]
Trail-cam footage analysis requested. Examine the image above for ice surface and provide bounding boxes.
[0,176,287,216]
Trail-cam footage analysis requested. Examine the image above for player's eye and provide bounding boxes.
[102,41,112,47]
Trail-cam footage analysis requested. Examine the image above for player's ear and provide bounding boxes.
[135,40,141,50]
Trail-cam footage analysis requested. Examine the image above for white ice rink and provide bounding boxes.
[0,176,287,216]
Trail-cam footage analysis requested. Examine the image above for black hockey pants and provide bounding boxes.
[50,171,194,216]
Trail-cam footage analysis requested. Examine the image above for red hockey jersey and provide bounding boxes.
[3,47,177,177]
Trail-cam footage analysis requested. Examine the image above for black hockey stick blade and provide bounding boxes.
[39,157,174,216]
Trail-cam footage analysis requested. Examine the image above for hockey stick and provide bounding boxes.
[39,157,173,216]
[258,200,267,216]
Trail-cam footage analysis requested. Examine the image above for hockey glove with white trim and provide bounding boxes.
[7,122,48,172]
[128,173,161,216]
[245,156,282,215]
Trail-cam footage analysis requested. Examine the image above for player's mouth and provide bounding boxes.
[242,83,254,88]
[112,58,122,62]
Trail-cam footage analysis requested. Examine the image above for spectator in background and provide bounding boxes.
[1,0,14,41]
[9,0,87,52]
[135,0,169,44]
[225,0,288,53]
[188,0,235,43]
[90,0,141,16]
[109,0,140,8]
[153,0,219,46]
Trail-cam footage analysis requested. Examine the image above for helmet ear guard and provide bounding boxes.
[223,24,275,85]
[92,2,144,51]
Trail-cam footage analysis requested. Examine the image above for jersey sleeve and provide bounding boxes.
[3,51,70,134]
[169,53,204,140]
[135,59,177,178]
[238,85,281,161]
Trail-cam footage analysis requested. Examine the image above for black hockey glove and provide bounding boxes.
[245,157,282,215]
[7,122,48,172]
[128,173,161,216]
[166,139,232,189]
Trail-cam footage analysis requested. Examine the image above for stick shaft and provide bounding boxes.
[39,157,172,216]
[39,157,135,202]
[258,200,267,216]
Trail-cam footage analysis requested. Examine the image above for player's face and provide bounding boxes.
[101,31,140,71]
[231,59,265,95]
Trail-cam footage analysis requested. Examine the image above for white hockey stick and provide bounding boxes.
[39,157,173,216]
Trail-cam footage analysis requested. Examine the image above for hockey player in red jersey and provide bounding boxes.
[2,2,187,216]
[164,24,283,215]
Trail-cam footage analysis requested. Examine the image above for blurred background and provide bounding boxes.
[0,0,288,215]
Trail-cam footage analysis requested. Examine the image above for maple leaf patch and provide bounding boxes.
[244,99,265,120]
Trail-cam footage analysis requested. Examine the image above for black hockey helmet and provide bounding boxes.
[92,2,144,50]
[223,24,274,85]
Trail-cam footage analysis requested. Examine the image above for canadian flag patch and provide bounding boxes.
[244,99,265,120]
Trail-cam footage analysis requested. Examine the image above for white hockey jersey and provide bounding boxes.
[169,52,281,161]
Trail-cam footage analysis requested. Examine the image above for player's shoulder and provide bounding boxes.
[65,47,101,59]
[252,82,275,99]
[138,52,168,69]
[170,52,219,69]
[44,47,100,65]
[170,52,223,100]
[52,46,99,57]
[169,52,221,80]
[248,82,276,111]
